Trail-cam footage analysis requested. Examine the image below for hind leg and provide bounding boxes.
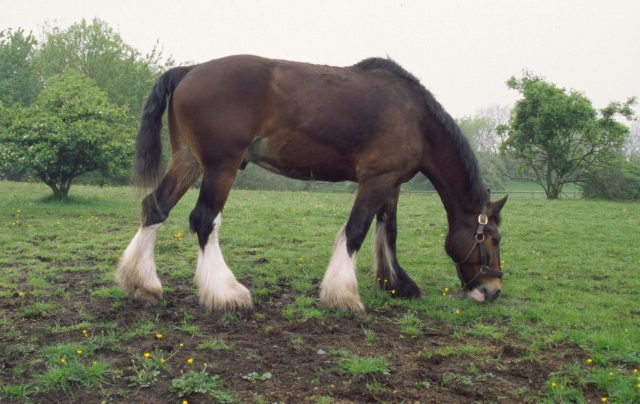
[190,169,252,311]
[117,158,199,305]
[373,187,421,298]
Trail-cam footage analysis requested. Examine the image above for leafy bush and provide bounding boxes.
[582,159,640,200]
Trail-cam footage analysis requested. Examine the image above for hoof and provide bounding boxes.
[128,285,163,307]
[377,277,422,299]
[319,288,366,315]
[198,283,254,312]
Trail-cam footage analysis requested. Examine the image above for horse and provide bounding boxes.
[117,55,507,314]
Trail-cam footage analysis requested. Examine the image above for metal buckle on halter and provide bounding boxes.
[478,214,488,225]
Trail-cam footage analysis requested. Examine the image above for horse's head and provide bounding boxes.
[445,196,508,303]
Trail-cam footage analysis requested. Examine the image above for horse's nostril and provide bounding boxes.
[491,289,501,301]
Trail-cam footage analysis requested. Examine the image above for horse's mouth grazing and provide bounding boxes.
[467,286,501,303]
[467,288,486,302]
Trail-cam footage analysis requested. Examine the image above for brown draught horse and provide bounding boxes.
[117,55,507,314]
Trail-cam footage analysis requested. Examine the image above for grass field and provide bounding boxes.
[1,180,639,402]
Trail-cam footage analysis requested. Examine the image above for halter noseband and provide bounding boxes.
[455,213,504,289]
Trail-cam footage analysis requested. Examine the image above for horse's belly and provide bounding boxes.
[246,137,356,182]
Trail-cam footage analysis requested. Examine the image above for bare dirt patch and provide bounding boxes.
[1,277,598,403]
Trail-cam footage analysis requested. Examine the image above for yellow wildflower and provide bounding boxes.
[143,352,151,358]
[550,382,557,389]
[179,342,185,348]
[76,349,83,356]
[59,358,66,364]
[160,358,166,364]
[187,357,193,364]
[17,291,25,298]
[601,398,608,403]
[586,358,593,364]
[82,329,88,336]
[155,333,163,340]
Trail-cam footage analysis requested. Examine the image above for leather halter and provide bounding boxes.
[455,213,504,289]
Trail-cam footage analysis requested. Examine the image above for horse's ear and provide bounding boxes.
[488,195,508,217]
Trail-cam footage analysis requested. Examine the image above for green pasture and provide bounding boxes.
[1,180,639,402]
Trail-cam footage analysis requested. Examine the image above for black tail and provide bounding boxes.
[133,66,193,189]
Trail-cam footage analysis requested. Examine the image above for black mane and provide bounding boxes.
[355,57,488,208]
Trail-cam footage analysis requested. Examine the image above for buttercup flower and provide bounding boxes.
[143,352,151,358]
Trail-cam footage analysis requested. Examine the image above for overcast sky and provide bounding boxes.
[3,0,639,117]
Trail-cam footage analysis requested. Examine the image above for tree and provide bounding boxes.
[0,28,39,106]
[458,115,508,190]
[34,18,172,120]
[625,119,640,164]
[499,72,636,199]
[582,157,640,201]
[0,70,133,199]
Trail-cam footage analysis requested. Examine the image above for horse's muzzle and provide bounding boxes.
[467,285,501,303]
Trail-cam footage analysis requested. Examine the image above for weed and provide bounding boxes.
[397,312,424,338]
[338,355,391,377]
[366,380,390,395]
[197,337,233,351]
[314,396,335,404]
[170,366,223,398]
[290,336,305,346]
[362,327,377,346]
[441,372,474,387]
[126,359,161,388]
[36,360,111,394]
[1,383,35,399]
[282,296,325,322]
[242,371,272,382]
[18,301,56,319]
[435,343,492,358]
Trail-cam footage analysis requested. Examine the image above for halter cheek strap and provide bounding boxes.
[455,213,504,289]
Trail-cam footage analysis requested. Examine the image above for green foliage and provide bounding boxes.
[36,360,111,395]
[338,354,391,377]
[126,359,161,388]
[458,112,510,190]
[582,157,640,200]
[170,368,223,397]
[34,18,172,118]
[1,182,639,401]
[242,371,272,382]
[0,29,39,106]
[0,70,133,198]
[499,72,636,199]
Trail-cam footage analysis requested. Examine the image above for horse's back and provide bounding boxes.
[170,55,425,182]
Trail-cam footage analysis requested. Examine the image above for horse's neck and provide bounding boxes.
[420,137,485,224]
